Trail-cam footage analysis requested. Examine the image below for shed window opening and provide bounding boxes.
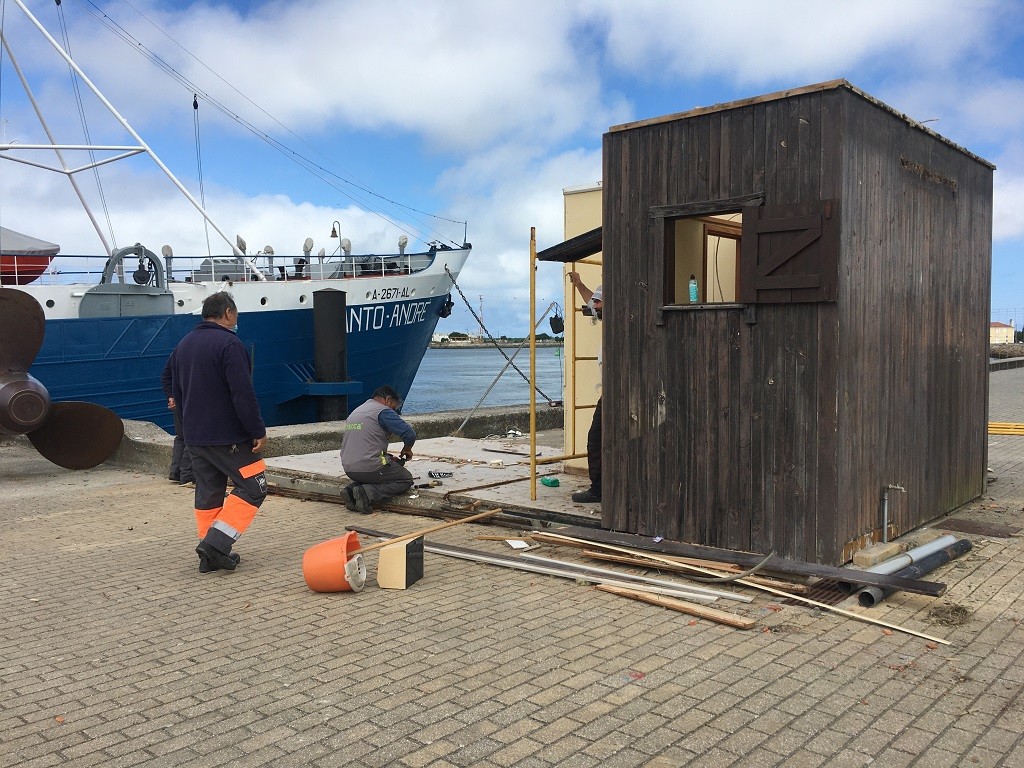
[665,212,742,305]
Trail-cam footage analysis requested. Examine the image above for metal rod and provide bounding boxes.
[530,226,537,501]
[452,301,556,436]
[0,31,113,255]
[10,0,259,271]
[519,553,752,602]
[346,526,717,603]
[881,483,905,543]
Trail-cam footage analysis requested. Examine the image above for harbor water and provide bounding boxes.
[403,345,565,414]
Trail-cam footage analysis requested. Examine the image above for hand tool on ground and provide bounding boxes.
[412,479,442,489]
[343,507,502,590]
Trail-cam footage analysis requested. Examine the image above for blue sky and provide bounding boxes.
[1,0,1023,335]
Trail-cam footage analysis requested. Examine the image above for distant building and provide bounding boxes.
[990,321,1014,344]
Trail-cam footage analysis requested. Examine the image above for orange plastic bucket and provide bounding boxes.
[302,531,362,592]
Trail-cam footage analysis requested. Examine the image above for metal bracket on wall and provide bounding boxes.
[744,305,757,325]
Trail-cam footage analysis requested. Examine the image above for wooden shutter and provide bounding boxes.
[739,200,839,303]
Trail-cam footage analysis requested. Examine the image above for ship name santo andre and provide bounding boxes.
[347,300,430,332]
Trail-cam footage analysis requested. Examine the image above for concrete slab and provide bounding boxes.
[264,433,602,526]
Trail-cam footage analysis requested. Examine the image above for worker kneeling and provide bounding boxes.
[340,385,415,514]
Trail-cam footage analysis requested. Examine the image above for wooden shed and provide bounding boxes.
[598,80,994,564]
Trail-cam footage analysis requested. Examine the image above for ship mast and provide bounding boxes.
[0,0,266,278]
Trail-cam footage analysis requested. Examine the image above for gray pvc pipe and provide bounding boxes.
[857,538,973,607]
[837,534,958,593]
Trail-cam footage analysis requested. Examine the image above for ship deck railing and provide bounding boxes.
[4,249,443,287]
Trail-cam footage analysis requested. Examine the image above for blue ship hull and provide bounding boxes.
[32,293,446,432]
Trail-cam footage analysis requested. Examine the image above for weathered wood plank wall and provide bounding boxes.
[836,93,992,551]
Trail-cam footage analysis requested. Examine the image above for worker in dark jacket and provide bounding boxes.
[340,385,415,514]
[168,292,267,573]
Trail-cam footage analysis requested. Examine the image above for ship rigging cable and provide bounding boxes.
[55,0,116,250]
[445,266,557,405]
[65,0,467,249]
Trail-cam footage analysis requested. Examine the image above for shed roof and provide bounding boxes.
[536,226,602,263]
[609,79,995,170]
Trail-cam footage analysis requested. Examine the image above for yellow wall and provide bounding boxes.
[990,324,1015,344]
[562,183,603,474]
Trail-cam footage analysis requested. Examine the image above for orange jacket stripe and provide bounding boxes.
[195,507,221,538]
[239,459,267,479]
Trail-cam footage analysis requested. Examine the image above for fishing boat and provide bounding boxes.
[0,1,470,431]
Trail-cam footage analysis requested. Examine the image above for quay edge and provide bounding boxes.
[101,404,565,474]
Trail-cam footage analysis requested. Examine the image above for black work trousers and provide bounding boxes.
[587,397,602,495]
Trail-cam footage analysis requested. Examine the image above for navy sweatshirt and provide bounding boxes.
[168,321,266,446]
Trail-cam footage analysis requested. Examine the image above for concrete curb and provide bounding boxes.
[990,357,1024,371]
[108,404,565,474]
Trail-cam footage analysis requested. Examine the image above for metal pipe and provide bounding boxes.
[857,539,972,607]
[837,533,958,593]
[881,483,905,543]
[518,553,752,603]
[346,527,717,602]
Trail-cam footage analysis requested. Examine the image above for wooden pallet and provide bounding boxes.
[989,422,1024,435]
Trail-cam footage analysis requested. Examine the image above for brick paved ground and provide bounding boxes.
[2,369,1024,767]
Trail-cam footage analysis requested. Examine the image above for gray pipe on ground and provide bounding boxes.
[837,534,958,593]
[857,538,972,607]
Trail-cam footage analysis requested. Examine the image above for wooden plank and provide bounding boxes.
[533,527,945,597]
[346,508,502,558]
[597,584,756,629]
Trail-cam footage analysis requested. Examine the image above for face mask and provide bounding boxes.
[231,324,239,333]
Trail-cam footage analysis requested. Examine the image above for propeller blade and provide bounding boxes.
[0,288,46,370]
[28,401,124,470]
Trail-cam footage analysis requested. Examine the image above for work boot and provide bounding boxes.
[196,541,238,572]
[571,488,601,503]
[198,551,240,573]
[343,484,358,512]
[351,484,373,515]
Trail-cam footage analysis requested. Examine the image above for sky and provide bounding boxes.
[1,0,1023,335]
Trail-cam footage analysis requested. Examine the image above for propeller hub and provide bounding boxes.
[0,372,51,435]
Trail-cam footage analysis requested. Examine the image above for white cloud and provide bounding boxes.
[594,0,1002,85]
[24,0,620,153]
[994,172,1024,241]
[5,0,1024,336]
[435,145,602,336]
